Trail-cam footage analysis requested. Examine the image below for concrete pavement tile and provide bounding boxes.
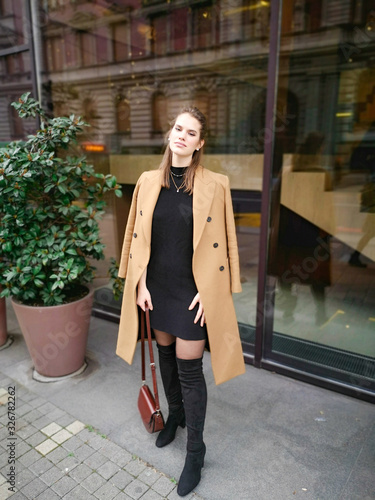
[35,439,58,455]
[140,490,164,500]
[51,475,77,496]
[57,455,80,473]
[25,431,47,447]
[66,420,85,435]
[31,416,53,430]
[51,429,72,444]
[71,444,95,462]
[39,465,64,486]
[166,487,194,500]
[123,478,149,499]
[137,467,162,486]
[0,482,16,499]
[20,477,47,499]
[53,414,76,428]
[151,475,175,497]
[61,435,82,452]
[0,389,7,397]
[67,463,92,483]
[18,449,41,467]
[46,409,66,422]
[14,469,36,490]
[16,425,37,440]
[76,428,93,443]
[40,423,62,437]
[27,397,46,409]
[0,473,5,486]
[81,433,107,451]
[35,489,60,500]
[124,459,147,477]
[81,472,106,493]
[0,427,8,440]
[62,484,95,500]
[83,451,107,469]
[14,419,27,432]
[15,404,33,418]
[99,441,122,459]
[28,457,54,476]
[94,481,121,500]
[5,492,28,500]
[38,403,57,415]
[97,460,120,480]
[23,410,43,424]
[110,469,134,490]
[15,441,31,458]
[112,449,133,468]
[44,446,68,464]
[113,492,133,500]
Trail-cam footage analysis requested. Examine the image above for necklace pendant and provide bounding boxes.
[177,188,180,192]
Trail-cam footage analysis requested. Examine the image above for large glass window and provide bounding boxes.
[265,1,375,391]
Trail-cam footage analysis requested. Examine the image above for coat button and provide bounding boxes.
[133,233,137,238]
[213,243,218,248]
[140,210,143,215]
[130,253,132,259]
[219,265,224,271]
[207,216,212,222]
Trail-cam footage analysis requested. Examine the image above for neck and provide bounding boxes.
[171,152,192,168]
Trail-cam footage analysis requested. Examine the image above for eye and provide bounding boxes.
[189,132,196,136]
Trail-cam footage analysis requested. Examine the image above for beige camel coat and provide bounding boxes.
[116,166,246,385]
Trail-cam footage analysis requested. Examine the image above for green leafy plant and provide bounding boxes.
[108,257,124,301]
[0,92,122,306]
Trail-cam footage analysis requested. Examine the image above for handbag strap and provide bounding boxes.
[140,307,161,412]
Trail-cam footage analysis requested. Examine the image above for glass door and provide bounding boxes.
[264,0,375,394]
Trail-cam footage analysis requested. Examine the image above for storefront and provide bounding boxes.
[1,0,374,401]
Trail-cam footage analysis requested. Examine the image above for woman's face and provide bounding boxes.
[169,113,205,161]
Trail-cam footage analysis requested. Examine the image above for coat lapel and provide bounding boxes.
[141,171,162,247]
[193,166,216,251]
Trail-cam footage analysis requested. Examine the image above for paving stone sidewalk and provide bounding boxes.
[0,374,203,500]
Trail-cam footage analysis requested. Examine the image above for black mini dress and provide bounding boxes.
[146,167,207,340]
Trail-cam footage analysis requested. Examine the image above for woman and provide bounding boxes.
[116,107,245,496]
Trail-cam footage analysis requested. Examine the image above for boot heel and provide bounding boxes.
[180,415,186,429]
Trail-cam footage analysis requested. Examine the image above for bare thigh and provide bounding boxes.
[153,329,205,360]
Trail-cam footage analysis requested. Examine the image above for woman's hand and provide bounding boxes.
[137,282,153,311]
[188,292,205,327]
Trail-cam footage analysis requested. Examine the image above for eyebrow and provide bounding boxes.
[175,123,198,133]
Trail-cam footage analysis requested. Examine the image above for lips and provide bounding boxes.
[174,142,186,147]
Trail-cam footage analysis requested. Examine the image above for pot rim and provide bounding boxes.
[11,285,94,310]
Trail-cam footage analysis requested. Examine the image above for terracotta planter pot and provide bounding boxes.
[12,289,94,378]
[0,296,7,347]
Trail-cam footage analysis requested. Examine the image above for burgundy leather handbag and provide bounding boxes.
[138,308,165,433]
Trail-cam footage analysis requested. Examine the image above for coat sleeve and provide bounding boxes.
[224,176,242,293]
[118,174,143,279]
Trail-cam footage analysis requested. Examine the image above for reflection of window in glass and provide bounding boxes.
[46,37,64,71]
[0,0,14,15]
[116,97,131,134]
[193,89,210,130]
[113,22,129,62]
[10,102,23,139]
[243,0,257,39]
[305,0,322,32]
[152,15,168,56]
[78,31,97,67]
[193,5,214,49]
[172,8,189,51]
[82,97,99,128]
[5,55,19,75]
[152,93,168,134]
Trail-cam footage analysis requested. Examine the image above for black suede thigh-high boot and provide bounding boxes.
[156,343,186,448]
[176,356,207,497]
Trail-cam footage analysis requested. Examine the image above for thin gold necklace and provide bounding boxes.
[170,173,186,193]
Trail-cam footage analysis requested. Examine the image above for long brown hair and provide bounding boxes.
[159,106,207,194]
